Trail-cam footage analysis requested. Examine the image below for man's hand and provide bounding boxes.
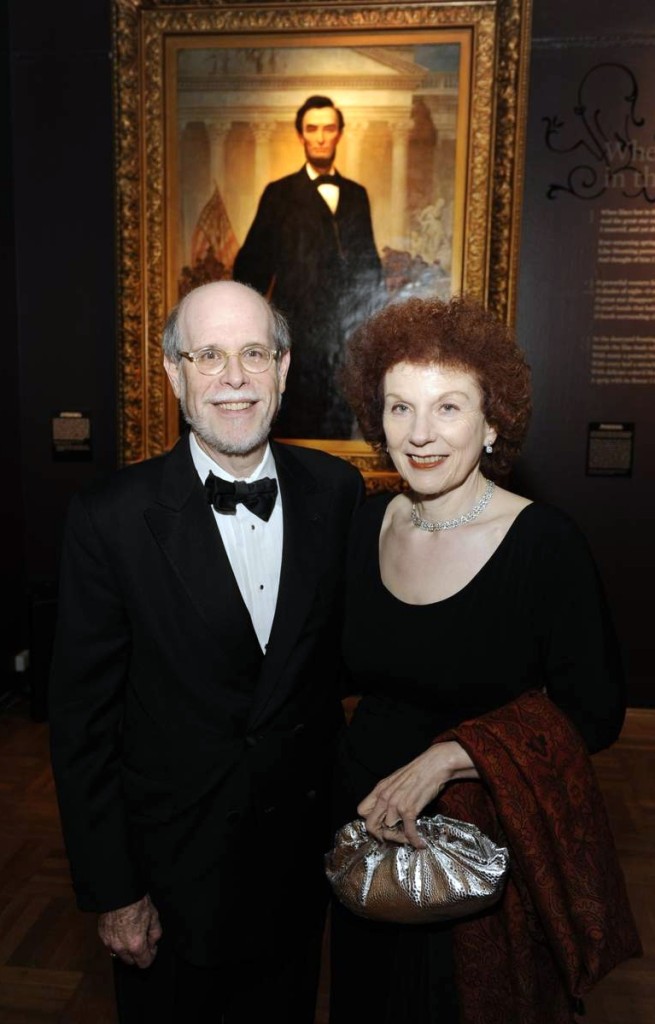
[98,893,163,968]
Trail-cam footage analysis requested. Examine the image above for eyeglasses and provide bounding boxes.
[178,345,279,376]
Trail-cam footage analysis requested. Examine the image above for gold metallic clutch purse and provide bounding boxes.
[325,814,509,924]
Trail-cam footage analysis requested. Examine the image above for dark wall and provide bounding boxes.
[4,0,654,706]
[5,0,116,703]
[515,0,654,705]
[1,0,23,697]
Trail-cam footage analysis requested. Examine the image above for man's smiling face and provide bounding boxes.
[164,281,290,476]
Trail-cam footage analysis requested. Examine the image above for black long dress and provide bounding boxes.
[329,495,625,1024]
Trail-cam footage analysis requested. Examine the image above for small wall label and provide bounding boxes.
[52,411,92,461]
[586,421,634,477]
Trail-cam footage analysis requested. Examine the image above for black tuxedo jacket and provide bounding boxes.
[49,435,364,964]
[233,167,384,437]
[233,166,382,316]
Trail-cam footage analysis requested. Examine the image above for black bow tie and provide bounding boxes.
[205,472,278,522]
[313,174,339,187]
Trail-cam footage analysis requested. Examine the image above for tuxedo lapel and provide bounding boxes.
[247,443,329,729]
[143,437,260,657]
[334,178,357,222]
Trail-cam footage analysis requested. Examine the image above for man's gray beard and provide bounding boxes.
[180,396,282,457]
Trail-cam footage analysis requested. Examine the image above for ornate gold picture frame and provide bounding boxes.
[113,0,533,476]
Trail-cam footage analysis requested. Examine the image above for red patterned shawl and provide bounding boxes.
[437,690,642,1024]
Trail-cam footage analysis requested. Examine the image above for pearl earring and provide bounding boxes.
[484,443,493,454]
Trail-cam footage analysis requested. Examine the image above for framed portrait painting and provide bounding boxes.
[113,0,533,484]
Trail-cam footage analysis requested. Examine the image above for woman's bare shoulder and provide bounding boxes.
[490,485,532,520]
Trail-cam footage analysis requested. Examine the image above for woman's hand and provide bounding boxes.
[357,741,478,848]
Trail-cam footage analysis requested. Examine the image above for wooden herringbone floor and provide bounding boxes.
[0,695,652,1022]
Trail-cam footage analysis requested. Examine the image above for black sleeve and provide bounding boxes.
[538,507,626,753]
[232,185,278,296]
[48,492,147,912]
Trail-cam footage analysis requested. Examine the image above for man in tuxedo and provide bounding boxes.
[233,95,384,439]
[48,280,365,1023]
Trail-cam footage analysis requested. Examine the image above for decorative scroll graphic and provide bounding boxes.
[544,63,655,203]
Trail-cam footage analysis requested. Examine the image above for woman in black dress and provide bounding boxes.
[328,296,638,1024]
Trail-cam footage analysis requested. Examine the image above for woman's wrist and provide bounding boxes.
[432,740,476,779]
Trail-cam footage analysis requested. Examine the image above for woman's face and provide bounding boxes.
[382,362,496,495]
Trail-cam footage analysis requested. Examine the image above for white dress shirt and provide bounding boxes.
[190,433,283,653]
[306,164,340,214]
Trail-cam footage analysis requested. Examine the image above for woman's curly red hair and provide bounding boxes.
[340,295,532,479]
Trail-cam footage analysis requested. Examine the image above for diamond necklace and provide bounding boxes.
[410,478,495,532]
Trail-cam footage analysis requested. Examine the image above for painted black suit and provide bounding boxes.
[48,433,365,1013]
[233,168,384,438]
